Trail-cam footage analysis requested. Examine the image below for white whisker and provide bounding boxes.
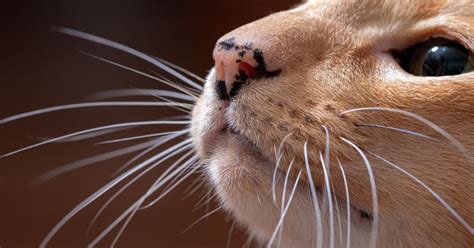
[52,26,204,91]
[227,222,237,248]
[266,170,302,248]
[1,120,189,158]
[341,107,473,161]
[79,51,199,99]
[139,159,200,210]
[340,137,378,248]
[321,125,334,248]
[90,89,195,102]
[108,154,197,248]
[87,144,194,232]
[319,152,334,248]
[303,142,323,248]
[96,130,187,145]
[0,102,192,125]
[40,138,192,247]
[88,161,201,247]
[277,159,296,246]
[333,190,343,246]
[34,138,164,185]
[110,134,183,177]
[368,151,474,234]
[36,127,130,143]
[272,133,293,204]
[338,159,351,248]
[153,56,205,83]
[108,155,198,248]
[356,123,438,141]
[272,152,283,205]
[182,207,222,234]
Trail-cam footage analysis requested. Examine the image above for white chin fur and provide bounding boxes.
[203,134,372,247]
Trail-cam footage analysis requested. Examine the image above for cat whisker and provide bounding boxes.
[267,169,303,248]
[367,151,474,234]
[153,56,205,84]
[355,123,438,141]
[87,145,194,232]
[227,222,237,248]
[272,152,284,205]
[183,174,208,200]
[110,157,199,248]
[35,127,131,143]
[40,138,193,247]
[52,26,203,92]
[89,89,195,102]
[139,159,201,210]
[341,107,473,161]
[89,161,201,247]
[272,133,293,204]
[0,120,189,158]
[340,137,378,248]
[148,69,202,97]
[160,155,202,196]
[319,152,335,248]
[320,125,335,248]
[194,187,218,210]
[276,159,296,246]
[95,130,186,145]
[110,132,188,177]
[80,51,200,99]
[332,189,343,246]
[0,101,192,125]
[338,159,351,248]
[303,142,323,248]
[35,134,181,185]
[182,206,223,234]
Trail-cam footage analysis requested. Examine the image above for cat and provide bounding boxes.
[1,0,472,247]
[192,0,473,247]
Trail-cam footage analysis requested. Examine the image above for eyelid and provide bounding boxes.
[395,27,472,53]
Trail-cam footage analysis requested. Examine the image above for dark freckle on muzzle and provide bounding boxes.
[360,210,373,221]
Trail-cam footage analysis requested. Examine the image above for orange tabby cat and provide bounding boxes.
[2,0,472,247]
[192,0,473,247]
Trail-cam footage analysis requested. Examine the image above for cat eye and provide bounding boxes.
[394,38,473,76]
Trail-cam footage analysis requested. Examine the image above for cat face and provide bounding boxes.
[191,0,474,247]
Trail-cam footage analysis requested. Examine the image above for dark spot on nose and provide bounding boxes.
[253,49,281,78]
[216,80,229,100]
[218,37,236,51]
[229,82,244,98]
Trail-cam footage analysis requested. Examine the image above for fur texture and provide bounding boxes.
[191,0,474,247]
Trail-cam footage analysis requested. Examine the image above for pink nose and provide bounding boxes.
[213,38,281,101]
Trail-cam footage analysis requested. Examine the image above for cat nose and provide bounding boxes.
[213,38,281,101]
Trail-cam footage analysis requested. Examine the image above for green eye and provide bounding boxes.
[395,38,473,76]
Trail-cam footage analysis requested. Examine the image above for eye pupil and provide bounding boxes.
[422,45,469,76]
[395,38,472,77]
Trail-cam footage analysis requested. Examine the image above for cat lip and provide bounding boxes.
[221,122,260,151]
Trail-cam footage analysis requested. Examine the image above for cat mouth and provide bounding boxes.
[222,122,260,152]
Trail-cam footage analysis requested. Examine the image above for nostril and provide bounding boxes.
[238,62,256,79]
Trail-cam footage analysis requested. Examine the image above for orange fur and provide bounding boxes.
[191,0,473,247]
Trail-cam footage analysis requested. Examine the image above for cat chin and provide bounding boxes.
[203,134,313,247]
[201,134,369,248]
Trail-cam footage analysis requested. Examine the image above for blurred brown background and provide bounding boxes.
[0,0,299,247]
